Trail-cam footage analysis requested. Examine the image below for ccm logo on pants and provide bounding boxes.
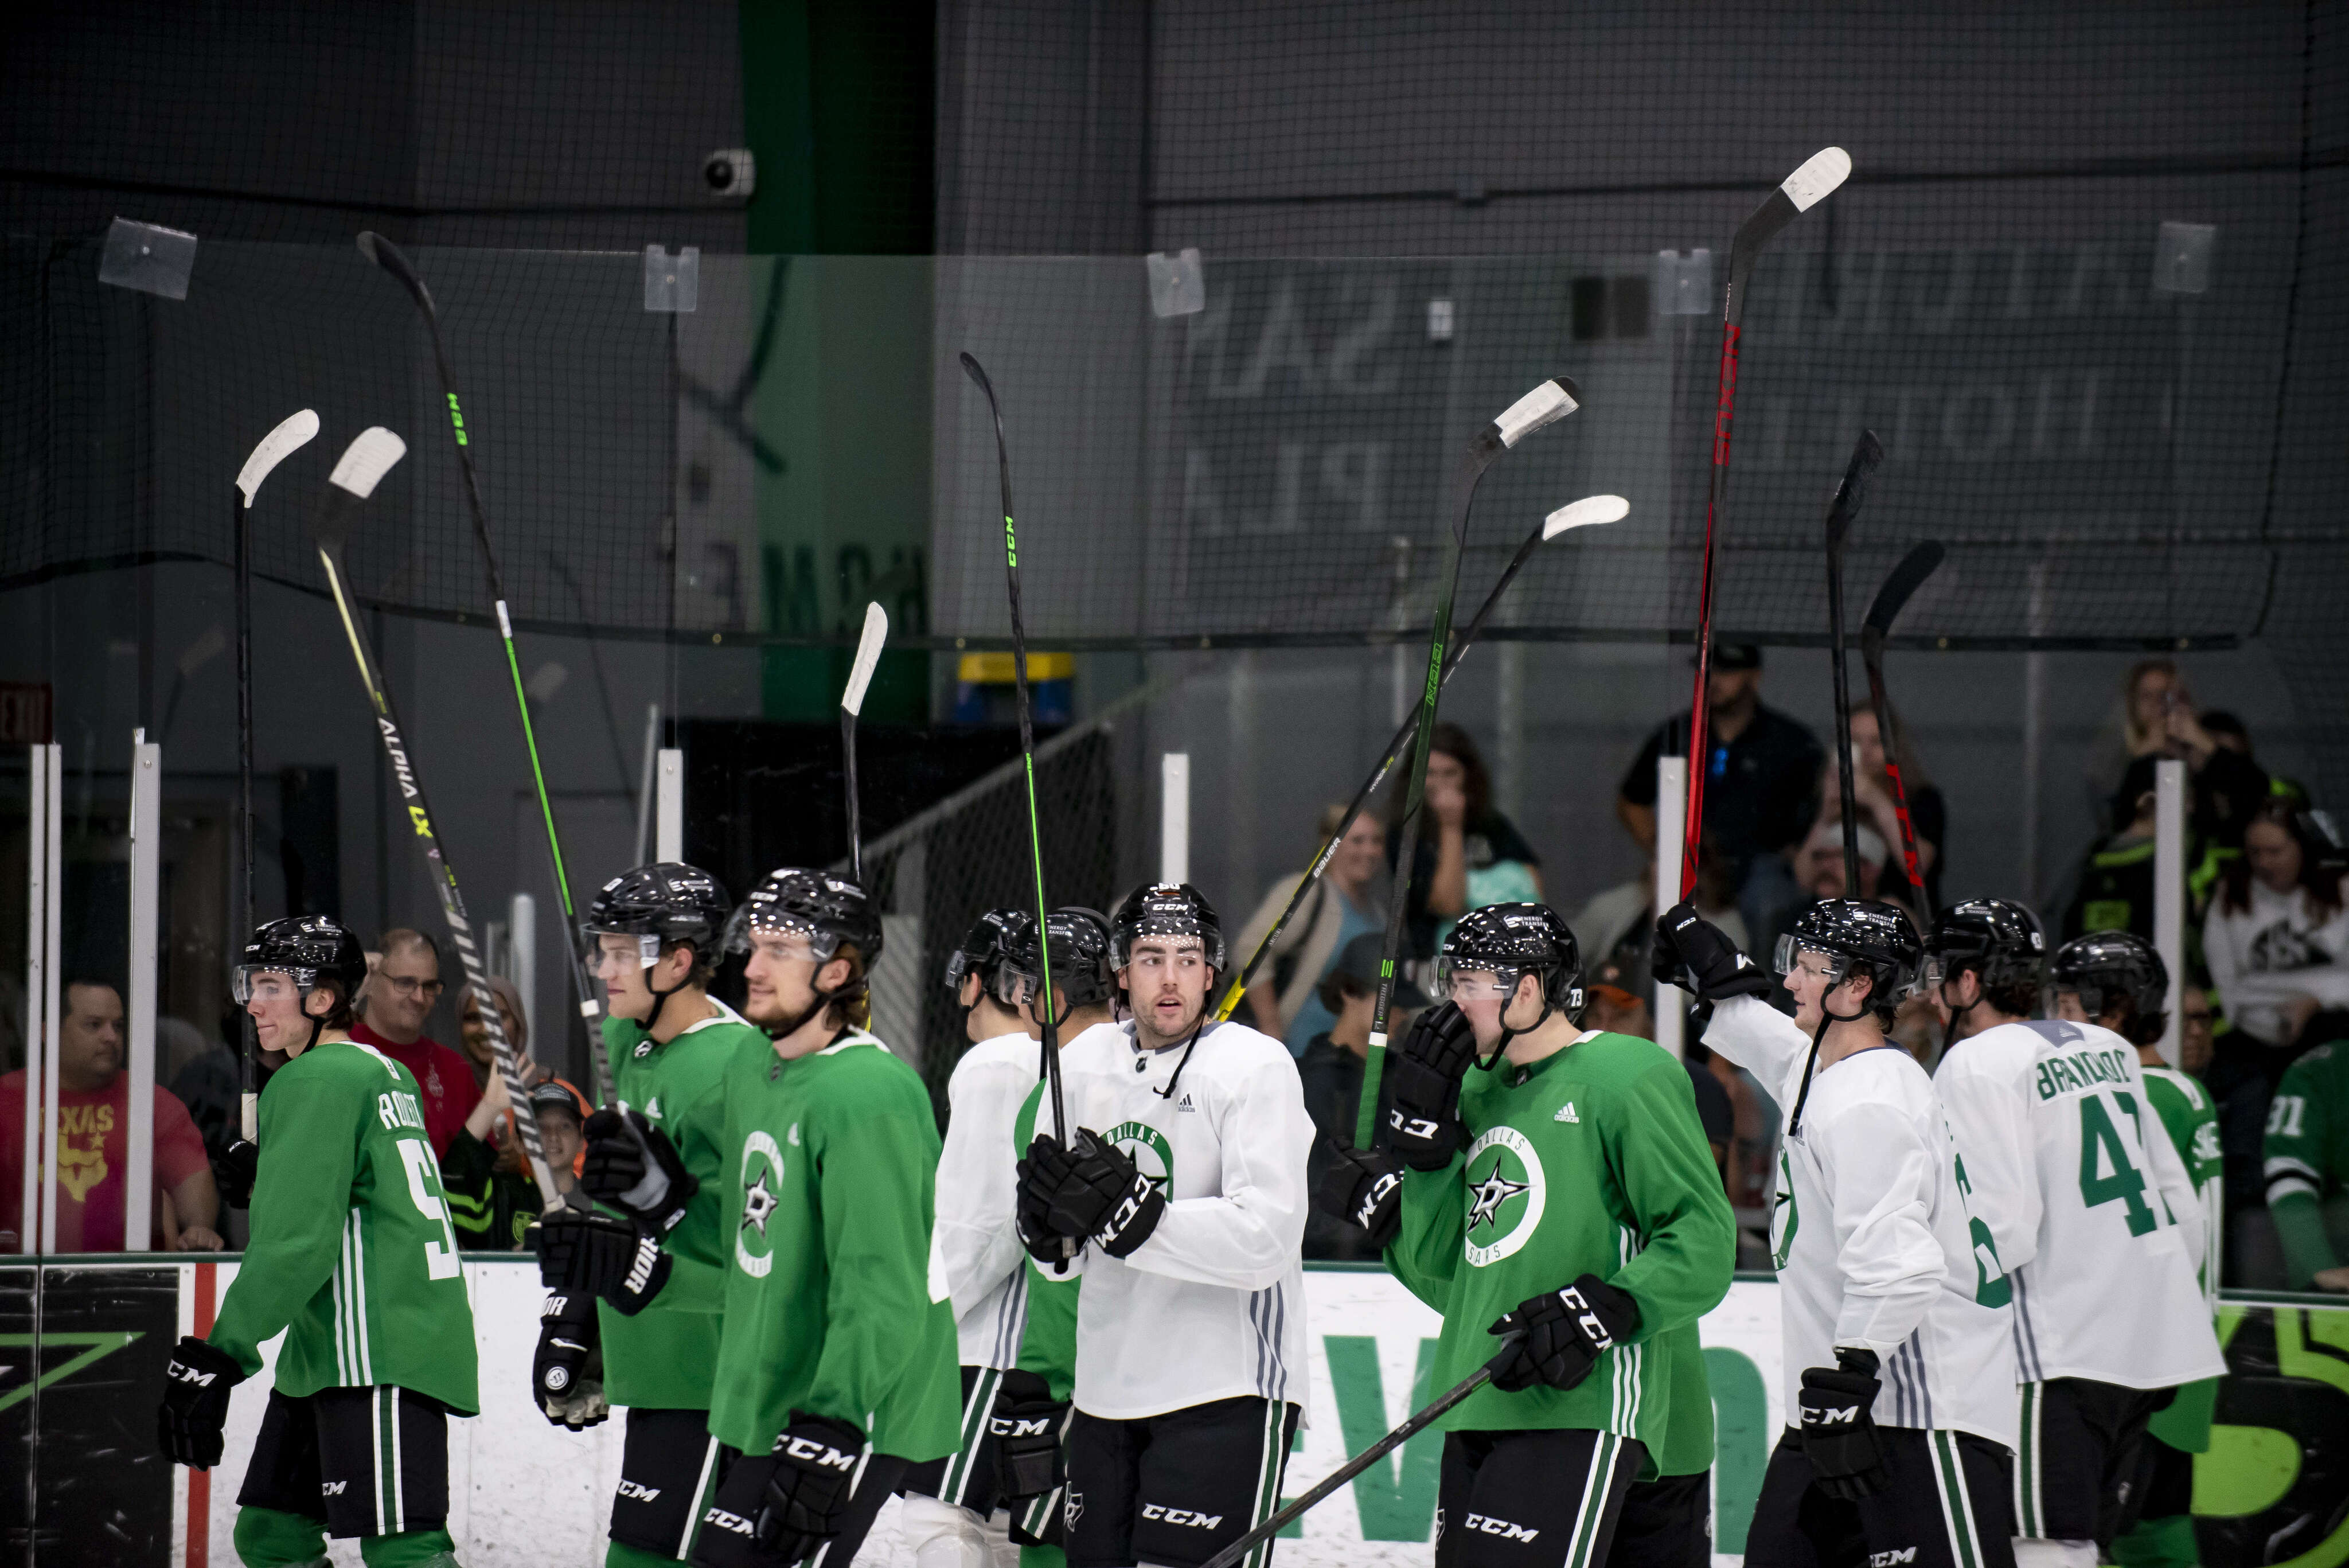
[1140,1505,1224,1529]
[1466,1513,1540,1542]
[616,1480,661,1502]
[992,1415,1053,1438]
[1869,1552,1919,1567]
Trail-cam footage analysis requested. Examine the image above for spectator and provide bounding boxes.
[444,1070,583,1251]
[1232,803,1387,1055]
[1297,933,1425,1259]
[1394,723,1541,958]
[2062,757,2161,942]
[2202,711,2310,812]
[1792,818,1889,905]
[2085,659,2187,828]
[455,973,533,1091]
[2180,984,2217,1079]
[1574,834,1750,996]
[1577,949,1738,1196]
[169,1001,246,1175]
[1617,643,1823,950]
[1820,702,1945,911]
[0,978,220,1253]
[350,929,480,1156]
[2204,801,2349,1055]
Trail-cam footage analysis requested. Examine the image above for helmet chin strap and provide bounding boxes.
[1789,988,1872,1138]
[1477,982,1551,1071]
[640,964,689,1036]
[1939,979,1985,1058]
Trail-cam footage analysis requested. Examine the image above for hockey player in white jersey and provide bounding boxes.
[1014,883,1314,1568]
[1655,898,2018,1568]
[904,906,1117,1568]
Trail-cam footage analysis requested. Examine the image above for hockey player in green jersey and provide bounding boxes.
[2263,1030,2349,1290]
[544,862,762,1567]
[158,915,477,1568]
[1329,903,1736,1568]
[668,868,961,1567]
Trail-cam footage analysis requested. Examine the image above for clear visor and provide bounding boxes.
[1434,959,1522,1003]
[231,965,313,1004]
[583,927,664,971]
[1772,935,1851,985]
[723,904,840,961]
[1921,953,1953,988]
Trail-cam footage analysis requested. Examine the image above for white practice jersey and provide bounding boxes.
[1704,997,2017,1448]
[931,1029,1043,1370]
[1051,1017,1313,1422]
[1935,1020,2225,1388]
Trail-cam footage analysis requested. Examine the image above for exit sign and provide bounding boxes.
[0,682,54,744]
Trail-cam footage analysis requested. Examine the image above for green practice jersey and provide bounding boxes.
[1387,1031,1735,1473]
[599,1004,757,1410]
[2265,1039,2349,1284]
[2141,1063,2224,1452]
[678,1028,960,1460]
[210,1038,479,1414]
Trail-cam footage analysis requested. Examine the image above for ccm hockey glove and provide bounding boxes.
[217,1139,260,1207]
[988,1370,1068,1503]
[1319,1144,1405,1248]
[1384,1001,1479,1169]
[1653,901,1776,1003]
[538,1208,672,1314]
[1487,1276,1641,1393]
[1015,1133,1083,1262]
[157,1336,245,1468]
[1798,1348,1889,1500]
[532,1290,609,1431]
[1040,1128,1167,1258]
[756,1411,867,1563]
[579,1104,699,1236]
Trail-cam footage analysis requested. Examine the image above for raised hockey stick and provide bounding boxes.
[1197,1331,1528,1568]
[1680,147,1852,900]
[840,602,888,882]
[307,428,569,1208]
[1212,494,1629,1026]
[958,352,1068,1156]
[355,231,613,1105]
[1357,377,1582,1151]
[1823,431,1883,896]
[232,409,318,1142]
[1859,541,1945,912]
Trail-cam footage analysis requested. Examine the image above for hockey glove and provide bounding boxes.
[1031,1128,1167,1258]
[1486,1275,1641,1393]
[1318,1143,1405,1249]
[1653,901,1776,1003]
[1798,1348,1889,1500]
[1384,1001,1479,1169]
[988,1370,1069,1504]
[579,1104,699,1237]
[1016,1133,1083,1262]
[532,1290,610,1431]
[217,1138,260,1208]
[756,1411,866,1563]
[157,1335,245,1469]
[538,1208,672,1314]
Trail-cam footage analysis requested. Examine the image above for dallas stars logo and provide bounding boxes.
[735,1130,787,1278]
[1465,1159,1530,1237]
[1461,1125,1544,1268]
[741,1170,779,1237]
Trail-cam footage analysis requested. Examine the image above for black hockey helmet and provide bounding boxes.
[943,907,1032,998]
[232,914,368,1007]
[581,862,732,970]
[1110,883,1226,972]
[1006,906,1118,1012]
[1774,899,1922,1008]
[2050,931,2168,1024]
[725,868,884,965]
[1438,903,1585,1017]
[1923,898,2046,992]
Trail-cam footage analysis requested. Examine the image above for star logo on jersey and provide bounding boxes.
[735,1130,786,1278]
[1462,1125,1544,1268]
[1465,1164,1530,1235]
[741,1170,778,1237]
[1769,1148,1800,1270]
[1101,1120,1174,1198]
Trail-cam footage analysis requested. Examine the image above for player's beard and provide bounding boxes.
[1133,989,1207,1052]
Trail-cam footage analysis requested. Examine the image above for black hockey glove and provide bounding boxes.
[1798,1348,1889,1500]
[217,1138,260,1208]
[532,1290,610,1432]
[988,1370,1069,1504]
[1031,1128,1167,1258]
[1318,1143,1405,1249]
[1384,1001,1480,1169]
[157,1335,245,1468]
[755,1411,866,1563]
[579,1104,699,1237]
[1016,1133,1083,1262]
[538,1208,672,1314]
[1653,901,1776,1003]
[1486,1275,1642,1394]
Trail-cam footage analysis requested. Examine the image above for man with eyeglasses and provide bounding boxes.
[351,928,479,1157]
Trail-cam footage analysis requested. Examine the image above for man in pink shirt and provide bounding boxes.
[348,929,481,1156]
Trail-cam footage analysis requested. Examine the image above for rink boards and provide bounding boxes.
[2,1257,2344,1568]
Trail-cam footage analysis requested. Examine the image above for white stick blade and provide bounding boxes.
[1493,378,1579,448]
[1781,147,1852,212]
[329,427,407,500]
[841,602,889,715]
[1544,494,1630,537]
[236,409,320,505]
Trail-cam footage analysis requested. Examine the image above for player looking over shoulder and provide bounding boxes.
[1013,884,1313,1568]
[1927,914,2221,1568]
[903,905,1117,1568]
[1330,903,1735,1568]
[1656,898,2018,1568]
[158,915,478,1568]
[540,862,763,1567]
[655,868,961,1568]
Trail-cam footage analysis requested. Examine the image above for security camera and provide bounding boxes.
[704,149,756,200]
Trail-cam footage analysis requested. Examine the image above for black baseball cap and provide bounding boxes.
[1329,931,1429,1008]
[1711,642,1762,670]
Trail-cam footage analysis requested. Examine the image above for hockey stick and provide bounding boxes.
[1823,431,1884,897]
[354,231,613,1105]
[1357,377,1582,1151]
[957,352,1068,1157]
[840,602,888,882]
[232,409,318,1142]
[1197,1331,1527,1568]
[1679,147,1851,900]
[307,428,569,1209]
[1859,541,1945,912]
[1212,494,1629,1026]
